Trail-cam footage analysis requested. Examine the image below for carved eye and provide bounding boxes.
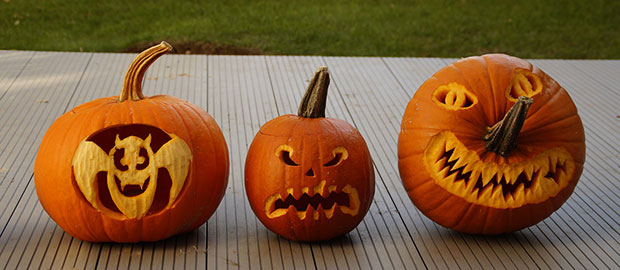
[276,145,299,166]
[506,68,542,102]
[324,147,348,167]
[432,82,478,110]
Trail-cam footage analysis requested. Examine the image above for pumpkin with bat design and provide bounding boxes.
[245,67,375,241]
[34,42,229,242]
[398,54,585,234]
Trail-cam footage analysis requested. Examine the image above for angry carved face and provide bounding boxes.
[245,116,374,241]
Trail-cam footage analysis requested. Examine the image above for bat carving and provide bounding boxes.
[72,133,192,219]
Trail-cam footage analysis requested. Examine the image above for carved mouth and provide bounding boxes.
[114,176,149,197]
[424,132,575,208]
[264,180,360,220]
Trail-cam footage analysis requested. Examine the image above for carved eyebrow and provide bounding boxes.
[324,147,348,167]
[276,145,299,166]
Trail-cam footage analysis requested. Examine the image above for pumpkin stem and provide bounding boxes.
[484,96,533,156]
[119,41,172,102]
[298,66,330,118]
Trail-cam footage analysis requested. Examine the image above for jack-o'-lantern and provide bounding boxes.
[34,42,229,242]
[398,54,585,234]
[245,67,375,241]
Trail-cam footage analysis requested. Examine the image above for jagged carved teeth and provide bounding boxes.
[264,180,360,220]
[115,177,150,196]
[424,132,575,208]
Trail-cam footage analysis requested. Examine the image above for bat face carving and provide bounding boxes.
[72,124,192,219]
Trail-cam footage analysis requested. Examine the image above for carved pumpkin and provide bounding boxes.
[398,54,585,234]
[245,67,375,241]
[34,42,229,242]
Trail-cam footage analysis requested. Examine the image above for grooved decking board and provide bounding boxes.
[0,51,618,269]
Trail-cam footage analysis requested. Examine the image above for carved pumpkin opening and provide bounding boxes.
[506,68,543,102]
[72,124,192,219]
[432,82,478,110]
[423,132,575,208]
[273,192,350,212]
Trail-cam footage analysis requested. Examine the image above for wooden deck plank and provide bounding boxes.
[0,51,619,269]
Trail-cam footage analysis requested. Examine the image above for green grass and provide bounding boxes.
[1,0,618,58]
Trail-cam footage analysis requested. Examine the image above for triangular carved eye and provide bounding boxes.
[276,145,299,166]
[324,147,348,167]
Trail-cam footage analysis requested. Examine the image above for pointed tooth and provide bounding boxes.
[481,167,495,187]
[505,192,515,206]
[544,177,558,193]
[524,188,534,202]
[452,155,469,170]
[465,177,477,194]
[491,185,504,207]
[314,205,322,220]
[297,206,309,220]
[469,167,482,184]
[462,160,476,174]
[453,180,467,197]
[479,184,494,200]
[549,155,558,173]
[514,183,525,205]
[435,157,447,171]
[469,188,480,200]
[313,180,326,196]
[324,204,336,219]
[447,149,460,163]
[524,164,534,180]
[507,166,520,185]
[438,166,450,179]
[445,171,458,184]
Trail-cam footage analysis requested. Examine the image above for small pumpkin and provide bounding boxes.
[398,54,585,234]
[34,42,229,242]
[245,67,375,241]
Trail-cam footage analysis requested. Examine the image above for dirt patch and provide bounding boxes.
[124,41,262,55]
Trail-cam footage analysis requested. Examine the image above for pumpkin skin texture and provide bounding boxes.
[34,42,229,242]
[245,67,374,242]
[398,54,585,234]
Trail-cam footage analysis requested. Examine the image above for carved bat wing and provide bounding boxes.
[72,139,112,209]
[153,134,192,205]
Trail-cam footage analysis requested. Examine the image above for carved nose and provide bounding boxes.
[305,168,315,177]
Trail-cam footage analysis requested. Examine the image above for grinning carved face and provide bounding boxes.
[72,124,192,219]
[245,116,374,242]
[424,131,575,208]
[399,54,585,234]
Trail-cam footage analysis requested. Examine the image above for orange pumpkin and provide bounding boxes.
[34,42,229,242]
[398,54,585,234]
[245,67,375,241]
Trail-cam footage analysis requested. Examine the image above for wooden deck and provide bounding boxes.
[0,50,618,269]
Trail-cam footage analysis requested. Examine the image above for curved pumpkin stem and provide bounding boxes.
[484,96,533,156]
[119,41,172,102]
[298,66,330,118]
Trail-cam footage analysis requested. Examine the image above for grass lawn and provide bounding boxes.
[1,0,618,58]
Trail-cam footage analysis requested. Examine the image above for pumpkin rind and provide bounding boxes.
[398,54,585,234]
[34,43,229,242]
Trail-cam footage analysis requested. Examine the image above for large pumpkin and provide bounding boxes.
[245,67,375,241]
[398,54,585,234]
[34,42,229,242]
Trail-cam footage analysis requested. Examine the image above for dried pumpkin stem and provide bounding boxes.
[119,41,172,102]
[298,66,330,118]
[484,96,533,156]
